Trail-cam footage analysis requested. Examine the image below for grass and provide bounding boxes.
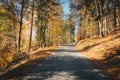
[76,31,120,80]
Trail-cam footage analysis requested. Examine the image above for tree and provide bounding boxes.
[17,0,25,53]
[113,0,117,30]
[28,0,34,53]
[36,1,47,47]
[94,0,102,37]
[71,0,120,41]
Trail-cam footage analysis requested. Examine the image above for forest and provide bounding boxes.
[0,0,74,72]
[0,0,120,80]
[71,0,120,41]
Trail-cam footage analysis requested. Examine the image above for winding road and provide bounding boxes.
[12,45,108,80]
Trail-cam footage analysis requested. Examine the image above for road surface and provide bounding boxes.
[9,45,108,80]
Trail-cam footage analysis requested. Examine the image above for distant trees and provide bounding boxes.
[35,0,73,48]
[71,0,120,42]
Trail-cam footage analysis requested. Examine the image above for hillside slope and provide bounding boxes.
[76,31,120,80]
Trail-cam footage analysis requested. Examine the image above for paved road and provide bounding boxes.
[19,45,107,80]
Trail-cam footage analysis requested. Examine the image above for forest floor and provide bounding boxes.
[76,31,120,80]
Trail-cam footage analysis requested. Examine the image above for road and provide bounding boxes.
[14,45,107,80]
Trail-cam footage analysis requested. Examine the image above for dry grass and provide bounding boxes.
[76,31,120,80]
[0,48,16,72]
[0,46,59,79]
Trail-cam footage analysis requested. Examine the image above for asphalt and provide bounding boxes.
[7,45,108,80]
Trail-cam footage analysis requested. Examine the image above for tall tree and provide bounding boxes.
[113,0,117,30]
[28,0,34,53]
[17,0,25,53]
[94,0,102,37]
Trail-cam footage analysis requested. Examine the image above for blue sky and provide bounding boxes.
[58,0,79,35]
[58,0,71,20]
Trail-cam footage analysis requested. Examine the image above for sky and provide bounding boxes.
[58,0,71,20]
[58,0,80,35]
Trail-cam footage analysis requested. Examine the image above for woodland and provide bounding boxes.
[0,0,74,72]
[0,0,120,79]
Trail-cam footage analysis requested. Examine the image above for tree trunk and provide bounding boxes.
[113,0,117,30]
[104,0,108,35]
[17,0,25,53]
[28,0,34,53]
[94,0,102,37]
[117,0,120,28]
[98,20,102,37]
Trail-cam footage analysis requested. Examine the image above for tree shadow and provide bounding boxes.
[104,49,120,67]
[0,48,107,80]
[0,47,57,78]
[90,49,120,80]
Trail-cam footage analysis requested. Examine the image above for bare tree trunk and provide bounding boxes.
[113,0,117,30]
[117,0,120,28]
[17,0,25,53]
[28,0,34,53]
[104,0,108,35]
[94,0,102,37]
[98,20,102,37]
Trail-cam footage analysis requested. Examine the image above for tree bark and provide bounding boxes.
[113,0,117,30]
[94,0,102,37]
[117,0,120,28]
[17,0,25,53]
[104,0,108,35]
[28,0,34,53]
